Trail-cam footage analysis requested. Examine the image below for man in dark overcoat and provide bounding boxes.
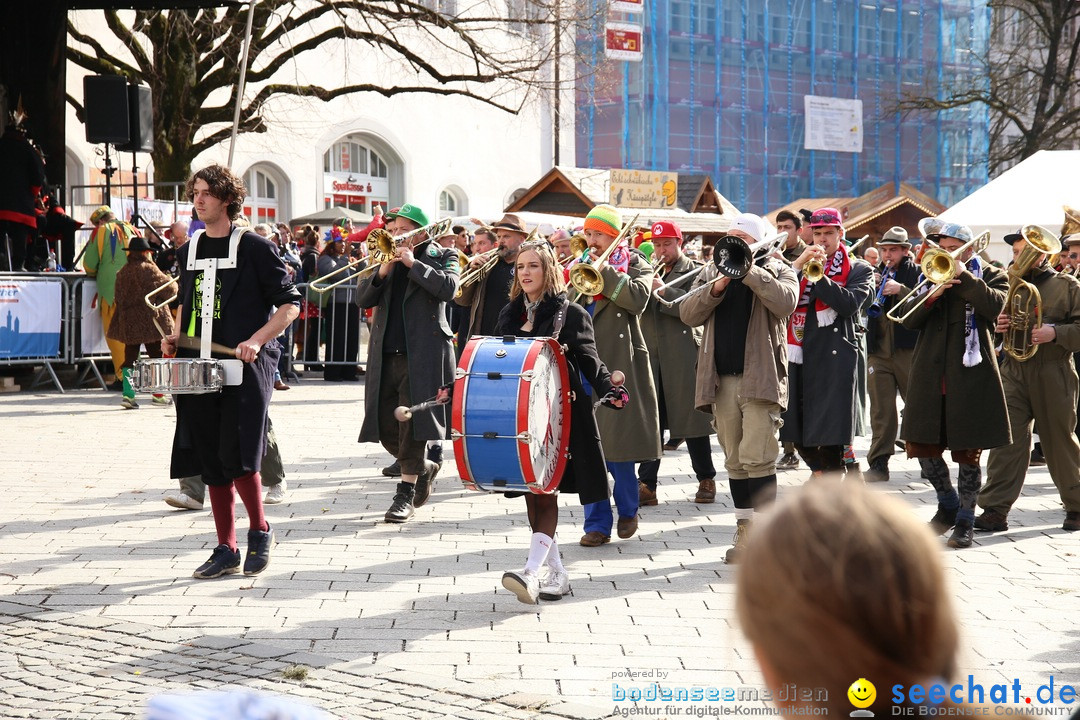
[639,220,717,505]
[356,203,459,523]
[897,218,1010,549]
[780,208,873,476]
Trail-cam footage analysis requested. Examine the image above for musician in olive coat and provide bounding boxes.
[639,220,716,505]
[572,204,661,547]
[356,203,459,523]
[897,218,1010,549]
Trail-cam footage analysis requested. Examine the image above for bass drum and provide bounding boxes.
[451,336,571,494]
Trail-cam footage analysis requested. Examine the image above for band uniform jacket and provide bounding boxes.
[898,261,1010,451]
[454,256,513,339]
[576,252,662,462]
[1001,266,1080,366]
[170,229,301,478]
[356,238,460,443]
[780,259,874,447]
[680,258,800,412]
[497,292,613,505]
[642,255,714,438]
[107,254,175,346]
[866,255,921,355]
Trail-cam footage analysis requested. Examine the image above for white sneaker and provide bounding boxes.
[501,569,540,605]
[538,567,571,601]
[164,492,204,511]
[264,480,288,504]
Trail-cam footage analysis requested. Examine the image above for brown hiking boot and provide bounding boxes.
[725,519,751,564]
[695,478,716,503]
[974,509,1009,532]
[639,482,658,507]
[1063,512,1080,532]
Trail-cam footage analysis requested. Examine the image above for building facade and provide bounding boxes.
[576,0,991,214]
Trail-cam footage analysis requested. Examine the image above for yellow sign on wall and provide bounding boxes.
[609,170,678,209]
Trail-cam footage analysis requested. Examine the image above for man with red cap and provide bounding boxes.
[640,220,717,505]
[781,208,873,479]
[680,212,799,563]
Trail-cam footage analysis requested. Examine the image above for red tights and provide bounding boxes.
[207,472,268,550]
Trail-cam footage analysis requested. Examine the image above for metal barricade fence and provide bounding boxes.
[67,276,116,390]
[291,282,369,378]
[0,274,71,391]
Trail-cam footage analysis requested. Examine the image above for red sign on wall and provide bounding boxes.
[605,22,643,62]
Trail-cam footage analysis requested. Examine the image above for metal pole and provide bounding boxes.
[553,0,561,166]
[228,1,257,167]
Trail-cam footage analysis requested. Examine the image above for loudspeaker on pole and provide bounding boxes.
[83,75,129,145]
[117,84,153,153]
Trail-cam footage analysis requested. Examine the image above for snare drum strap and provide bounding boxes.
[185,227,244,358]
[551,298,569,340]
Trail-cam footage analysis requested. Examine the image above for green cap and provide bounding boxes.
[394,203,429,228]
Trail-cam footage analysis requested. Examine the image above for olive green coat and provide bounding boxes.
[641,254,714,438]
[576,252,662,462]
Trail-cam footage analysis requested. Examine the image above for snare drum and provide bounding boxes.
[451,336,572,494]
[133,358,225,394]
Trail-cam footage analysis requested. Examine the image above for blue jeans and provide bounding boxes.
[583,461,639,534]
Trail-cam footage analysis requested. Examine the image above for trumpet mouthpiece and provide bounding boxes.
[393,406,413,422]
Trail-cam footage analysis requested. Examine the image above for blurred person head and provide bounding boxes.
[169,222,189,247]
[253,223,273,238]
[878,227,911,269]
[737,482,959,717]
[649,221,684,267]
[473,228,496,254]
[862,246,879,266]
[775,210,801,249]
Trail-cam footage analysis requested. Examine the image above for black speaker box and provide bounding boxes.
[117,84,153,153]
[83,75,130,145]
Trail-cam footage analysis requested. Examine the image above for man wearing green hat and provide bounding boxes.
[357,202,459,523]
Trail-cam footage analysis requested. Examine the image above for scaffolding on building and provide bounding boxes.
[577,0,991,214]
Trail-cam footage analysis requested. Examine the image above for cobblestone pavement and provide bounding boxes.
[1,380,1078,718]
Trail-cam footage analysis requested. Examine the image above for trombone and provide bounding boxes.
[310,218,455,294]
[654,231,788,308]
[144,275,179,340]
[885,230,990,324]
[567,213,640,302]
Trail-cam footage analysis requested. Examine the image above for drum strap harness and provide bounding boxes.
[186,227,242,359]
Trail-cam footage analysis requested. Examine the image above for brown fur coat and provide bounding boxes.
[106,254,175,345]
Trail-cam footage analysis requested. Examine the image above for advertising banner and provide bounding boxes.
[0,280,63,359]
[609,169,678,209]
[79,279,111,357]
[804,95,864,153]
[611,0,644,13]
[605,23,644,62]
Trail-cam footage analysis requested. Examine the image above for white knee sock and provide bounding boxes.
[524,532,553,574]
[546,536,565,572]
[734,508,753,522]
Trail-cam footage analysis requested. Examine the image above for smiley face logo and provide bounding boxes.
[847,678,876,709]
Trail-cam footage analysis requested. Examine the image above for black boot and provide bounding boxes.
[929,505,958,536]
[385,482,415,523]
[947,519,974,548]
[864,457,889,483]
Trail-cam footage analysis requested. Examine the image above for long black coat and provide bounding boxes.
[356,239,459,443]
[497,292,613,505]
[170,229,301,479]
[866,255,921,354]
[898,262,1011,451]
[781,260,874,446]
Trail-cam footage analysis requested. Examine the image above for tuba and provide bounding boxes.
[1003,224,1061,361]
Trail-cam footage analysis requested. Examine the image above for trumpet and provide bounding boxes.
[655,231,788,308]
[560,233,588,267]
[1003,224,1061,361]
[567,214,640,301]
[455,247,504,299]
[886,230,990,324]
[311,218,455,294]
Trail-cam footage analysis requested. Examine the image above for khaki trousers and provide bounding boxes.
[980,358,1080,513]
[867,348,913,463]
[712,375,783,479]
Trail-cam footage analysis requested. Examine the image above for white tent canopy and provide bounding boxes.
[940,150,1080,265]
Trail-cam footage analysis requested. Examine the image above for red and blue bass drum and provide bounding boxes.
[452,336,572,494]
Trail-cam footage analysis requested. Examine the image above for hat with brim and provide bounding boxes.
[125,235,152,253]
[878,226,911,248]
[808,208,843,228]
[1062,234,1080,248]
[491,213,528,235]
[919,217,972,244]
[1003,227,1023,245]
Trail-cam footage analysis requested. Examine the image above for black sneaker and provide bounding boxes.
[947,520,974,549]
[243,524,274,576]
[413,460,440,508]
[864,457,889,483]
[777,452,799,470]
[385,483,415,523]
[381,460,402,477]
[929,506,958,536]
[192,544,241,579]
[1030,445,1046,466]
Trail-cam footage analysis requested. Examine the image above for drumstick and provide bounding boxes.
[611,370,625,386]
[394,386,453,421]
[175,334,246,359]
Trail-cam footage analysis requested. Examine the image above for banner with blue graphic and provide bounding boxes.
[0,280,63,359]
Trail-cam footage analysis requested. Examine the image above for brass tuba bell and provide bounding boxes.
[1003,224,1061,361]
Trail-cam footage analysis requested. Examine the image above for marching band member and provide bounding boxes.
[163,164,300,579]
[781,208,873,478]
[773,210,807,470]
[550,228,573,264]
[976,228,1080,534]
[495,240,628,603]
[572,204,661,547]
[455,213,527,339]
[680,213,799,563]
[639,220,717,505]
[863,227,920,482]
[356,203,458,523]
[895,218,1010,548]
